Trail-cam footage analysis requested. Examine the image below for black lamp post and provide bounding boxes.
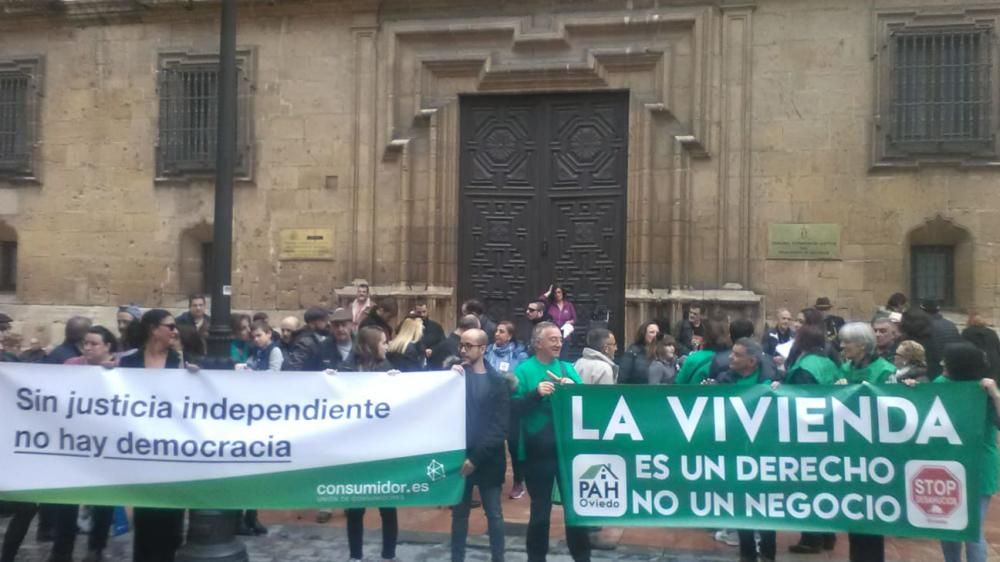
[175,0,247,560]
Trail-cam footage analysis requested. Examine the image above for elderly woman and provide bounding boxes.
[832,322,892,562]
[891,340,929,384]
[837,322,895,385]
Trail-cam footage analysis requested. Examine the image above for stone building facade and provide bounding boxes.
[0,0,997,343]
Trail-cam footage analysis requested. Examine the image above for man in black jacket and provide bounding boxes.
[450,328,509,562]
[44,316,91,365]
[282,307,331,372]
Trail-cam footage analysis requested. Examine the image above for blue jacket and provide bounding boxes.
[484,341,528,375]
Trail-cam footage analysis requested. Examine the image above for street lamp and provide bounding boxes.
[175,0,247,560]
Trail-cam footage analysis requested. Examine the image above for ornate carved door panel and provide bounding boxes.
[459,92,628,348]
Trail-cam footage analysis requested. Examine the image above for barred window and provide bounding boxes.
[0,59,41,178]
[0,241,15,292]
[889,26,994,156]
[911,245,954,307]
[157,51,253,179]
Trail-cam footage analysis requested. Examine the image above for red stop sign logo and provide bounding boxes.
[911,466,962,517]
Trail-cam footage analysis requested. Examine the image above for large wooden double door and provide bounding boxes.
[457,92,629,350]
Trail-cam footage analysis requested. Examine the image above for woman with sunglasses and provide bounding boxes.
[118,310,185,562]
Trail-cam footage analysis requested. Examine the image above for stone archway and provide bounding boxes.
[905,215,973,310]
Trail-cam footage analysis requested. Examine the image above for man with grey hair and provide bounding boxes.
[838,322,895,385]
[872,316,900,362]
[711,338,770,385]
[512,322,591,561]
[573,327,618,385]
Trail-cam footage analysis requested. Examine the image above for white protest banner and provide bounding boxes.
[0,364,466,509]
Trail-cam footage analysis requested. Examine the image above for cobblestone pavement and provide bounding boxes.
[0,520,798,562]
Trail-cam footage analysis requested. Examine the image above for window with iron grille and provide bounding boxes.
[911,245,954,307]
[0,241,16,292]
[0,58,41,178]
[888,26,994,157]
[157,51,254,179]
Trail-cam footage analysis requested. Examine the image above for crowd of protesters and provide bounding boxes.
[1,287,999,562]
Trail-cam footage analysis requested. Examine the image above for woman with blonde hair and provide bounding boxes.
[387,315,425,372]
[891,340,929,384]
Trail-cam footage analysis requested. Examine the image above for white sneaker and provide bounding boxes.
[714,529,739,547]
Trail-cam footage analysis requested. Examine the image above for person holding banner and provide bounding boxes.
[703,338,778,562]
[837,322,895,385]
[335,326,401,562]
[838,322,890,562]
[512,322,591,562]
[927,342,1000,562]
[119,309,187,562]
[450,328,510,562]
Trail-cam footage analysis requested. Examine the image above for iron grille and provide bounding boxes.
[0,241,15,292]
[911,245,954,307]
[0,70,35,176]
[889,26,994,155]
[157,60,252,178]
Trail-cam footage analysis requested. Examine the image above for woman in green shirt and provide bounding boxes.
[837,322,895,385]
[786,325,841,385]
[933,342,999,562]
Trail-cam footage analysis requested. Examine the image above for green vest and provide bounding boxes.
[789,354,841,385]
[841,356,895,384]
[676,350,715,385]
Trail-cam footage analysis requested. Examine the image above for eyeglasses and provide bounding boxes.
[459,343,485,350]
[160,323,178,331]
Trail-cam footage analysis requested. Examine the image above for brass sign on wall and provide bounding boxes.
[767,223,841,260]
[278,229,334,261]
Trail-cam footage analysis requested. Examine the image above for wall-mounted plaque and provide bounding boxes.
[767,223,840,260]
[278,229,334,261]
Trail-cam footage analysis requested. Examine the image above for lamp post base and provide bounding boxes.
[175,510,248,562]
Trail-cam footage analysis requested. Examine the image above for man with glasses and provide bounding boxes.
[450,328,509,562]
[512,322,591,562]
[517,301,552,351]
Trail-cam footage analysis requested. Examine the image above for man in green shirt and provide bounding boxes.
[512,322,591,562]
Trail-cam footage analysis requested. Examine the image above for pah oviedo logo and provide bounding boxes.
[572,454,628,517]
[905,461,968,531]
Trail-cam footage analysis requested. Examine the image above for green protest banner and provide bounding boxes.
[551,383,985,541]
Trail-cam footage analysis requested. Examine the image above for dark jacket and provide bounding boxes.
[283,329,335,372]
[337,354,393,372]
[119,348,183,369]
[359,314,393,339]
[709,350,779,382]
[463,363,510,486]
[176,312,210,338]
[929,314,962,368]
[515,315,552,352]
[420,318,446,351]
[715,368,768,385]
[763,327,794,357]
[44,341,82,364]
[675,321,705,355]
[387,342,425,372]
[963,325,1000,381]
[428,333,460,370]
[619,344,652,384]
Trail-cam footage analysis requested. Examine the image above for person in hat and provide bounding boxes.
[814,297,844,349]
[282,306,331,372]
